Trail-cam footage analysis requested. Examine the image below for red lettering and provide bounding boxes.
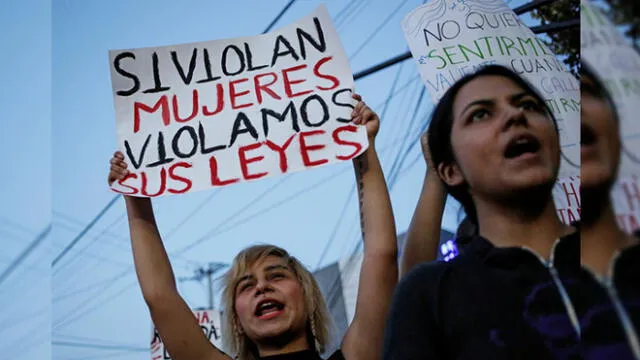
[203,83,225,116]
[314,57,340,91]
[333,125,363,160]
[141,168,167,197]
[299,130,328,167]
[239,143,268,180]
[201,311,210,324]
[557,208,567,224]
[283,64,313,98]
[173,89,199,123]
[622,180,640,211]
[566,208,577,223]
[133,96,169,133]
[265,134,296,173]
[629,214,640,233]
[562,181,580,208]
[209,156,239,186]
[112,173,139,195]
[254,72,282,104]
[230,78,253,109]
[168,162,193,194]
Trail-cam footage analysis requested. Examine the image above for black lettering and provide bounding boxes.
[271,35,300,67]
[297,17,327,59]
[221,45,246,76]
[197,48,222,84]
[124,135,151,170]
[332,88,354,123]
[300,94,329,127]
[198,122,227,154]
[143,52,171,94]
[229,112,259,147]
[148,132,175,167]
[261,101,299,137]
[245,42,268,72]
[171,48,198,85]
[113,52,140,96]
[172,126,198,158]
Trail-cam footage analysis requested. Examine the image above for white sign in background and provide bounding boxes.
[151,309,223,360]
[401,0,581,224]
[401,0,581,179]
[109,5,367,198]
[582,0,640,233]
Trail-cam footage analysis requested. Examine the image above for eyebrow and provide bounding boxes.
[458,92,531,119]
[236,264,290,286]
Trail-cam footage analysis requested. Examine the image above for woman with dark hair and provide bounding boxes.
[578,63,640,358]
[383,65,580,359]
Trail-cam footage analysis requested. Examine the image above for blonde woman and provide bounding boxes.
[107,94,398,360]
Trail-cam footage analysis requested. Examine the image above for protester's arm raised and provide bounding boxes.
[340,95,398,360]
[108,152,230,360]
[400,134,446,277]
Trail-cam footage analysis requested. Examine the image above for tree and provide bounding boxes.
[600,0,640,47]
[530,0,580,73]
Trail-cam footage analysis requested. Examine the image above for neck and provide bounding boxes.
[256,332,310,358]
[475,192,570,259]
[582,192,637,278]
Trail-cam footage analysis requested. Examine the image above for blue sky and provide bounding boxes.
[1,0,550,359]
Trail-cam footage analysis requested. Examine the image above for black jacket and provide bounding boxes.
[383,230,581,359]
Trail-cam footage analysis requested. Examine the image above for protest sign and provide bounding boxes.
[581,0,640,176]
[109,5,367,197]
[151,309,222,359]
[581,0,640,233]
[401,0,580,178]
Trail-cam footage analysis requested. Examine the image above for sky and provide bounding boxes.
[0,0,551,359]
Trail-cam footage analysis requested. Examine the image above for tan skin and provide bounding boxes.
[437,76,572,259]
[400,133,445,276]
[108,93,397,360]
[580,74,638,277]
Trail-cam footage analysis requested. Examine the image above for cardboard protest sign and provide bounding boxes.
[581,0,640,176]
[581,0,640,233]
[109,5,367,197]
[401,0,580,177]
[151,309,222,359]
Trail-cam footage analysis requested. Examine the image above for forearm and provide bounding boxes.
[124,196,177,303]
[401,172,446,276]
[353,141,397,257]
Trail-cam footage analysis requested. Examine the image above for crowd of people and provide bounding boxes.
[107,60,640,359]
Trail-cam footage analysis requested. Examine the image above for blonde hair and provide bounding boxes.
[220,244,332,360]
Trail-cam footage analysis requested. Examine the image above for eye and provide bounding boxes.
[520,99,541,112]
[269,272,286,280]
[470,108,490,122]
[238,281,254,293]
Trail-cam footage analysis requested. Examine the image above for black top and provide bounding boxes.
[383,230,582,359]
[575,240,640,359]
[259,349,345,360]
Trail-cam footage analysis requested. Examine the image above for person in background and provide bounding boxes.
[383,65,580,359]
[108,94,398,360]
[577,63,640,359]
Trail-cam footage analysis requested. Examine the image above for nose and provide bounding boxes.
[254,278,272,296]
[502,106,528,131]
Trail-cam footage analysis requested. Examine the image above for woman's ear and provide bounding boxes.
[437,161,464,187]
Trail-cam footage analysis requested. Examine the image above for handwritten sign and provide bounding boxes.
[109,5,367,197]
[581,0,640,176]
[151,309,222,359]
[401,0,580,177]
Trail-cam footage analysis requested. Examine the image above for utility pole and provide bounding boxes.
[179,262,227,310]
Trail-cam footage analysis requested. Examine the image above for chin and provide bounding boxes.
[581,166,615,191]
[507,167,557,192]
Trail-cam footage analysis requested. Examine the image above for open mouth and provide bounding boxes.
[504,134,541,159]
[581,123,596,147]
[255,300,285,319]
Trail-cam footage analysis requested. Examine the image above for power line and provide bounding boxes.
[52,195,120,267]
[0,224,51,287]
[53,340,147,352]
[348,0,411,60]
[262,0,297,34]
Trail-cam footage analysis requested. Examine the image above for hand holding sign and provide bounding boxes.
[108,151,129,187]
[351,93,379,141]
